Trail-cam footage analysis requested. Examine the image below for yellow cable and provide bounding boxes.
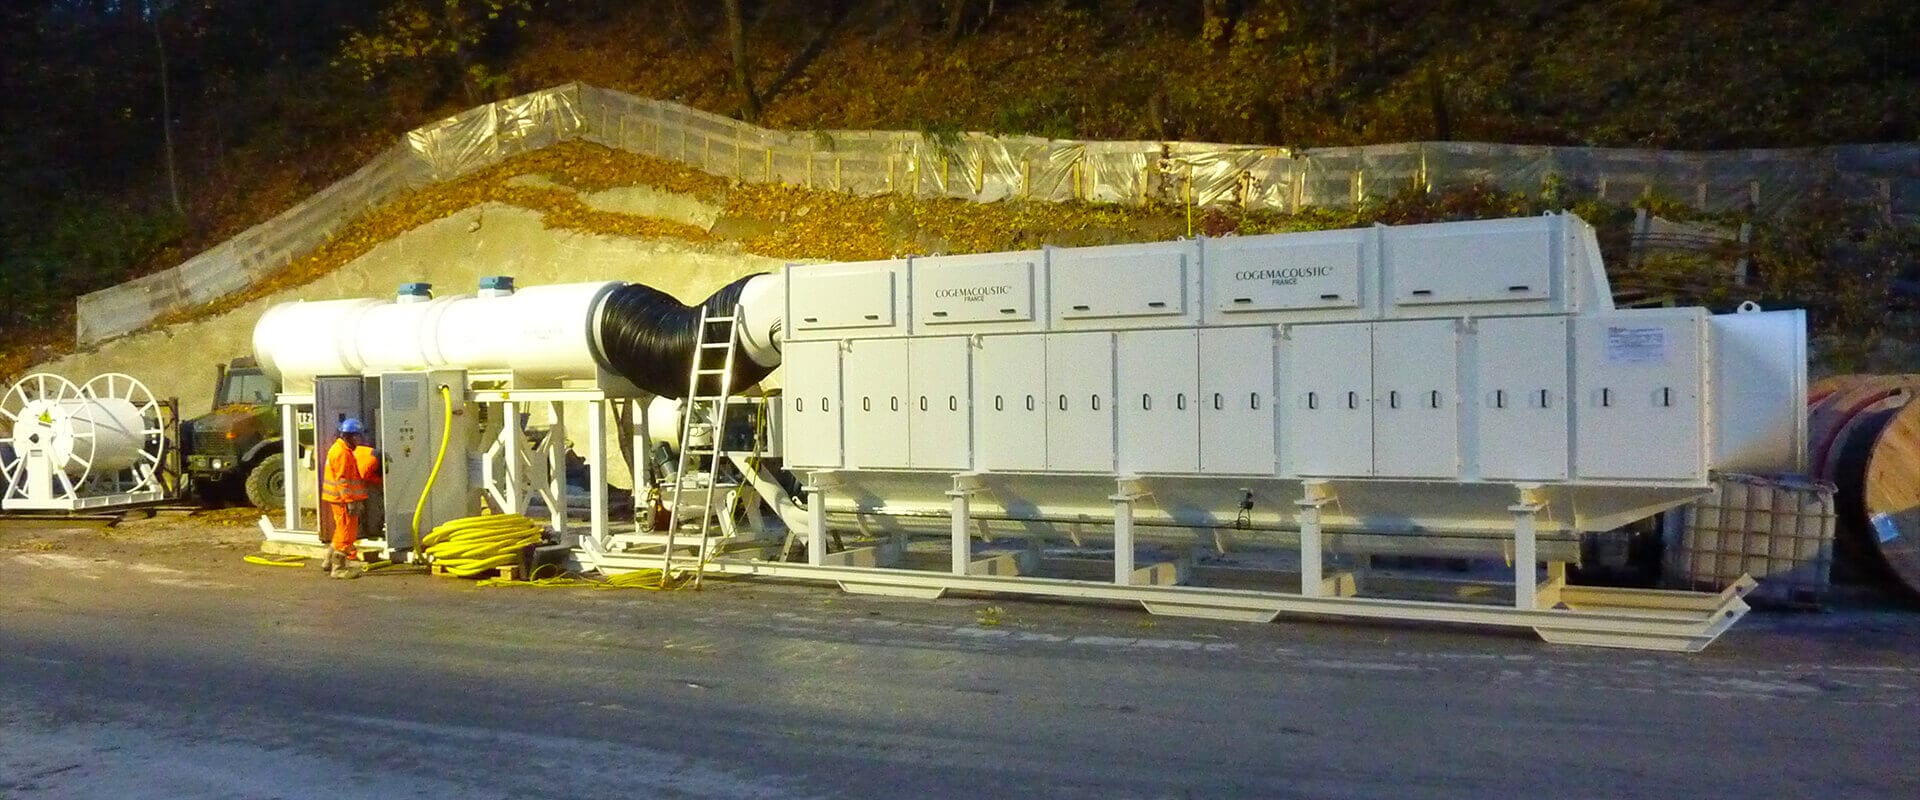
[244,554,307,568]
[421,512,546,579]
[410,384,455,548]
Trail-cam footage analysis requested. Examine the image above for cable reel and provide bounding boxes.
[0,372,168,508]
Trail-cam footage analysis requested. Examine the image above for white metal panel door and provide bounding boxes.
[1200,327,1277,475]
[843,339,911,469]
[781,340,842,469]
[909,337,972,470]
[1474,317,1570,481]
[1575,311,1707,481]
[974,335,1047,471]
[1372,319,1461,479]
[1046,332,1116,472]
[1287,323,1373,477]
[1117,329,1199,473]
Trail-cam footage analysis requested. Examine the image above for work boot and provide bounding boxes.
[331,558,358,579]
[319,551,337,574]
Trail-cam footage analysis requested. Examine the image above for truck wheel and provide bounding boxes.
[244,453,287,509]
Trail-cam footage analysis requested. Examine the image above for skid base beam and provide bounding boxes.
[587,551,1756,653]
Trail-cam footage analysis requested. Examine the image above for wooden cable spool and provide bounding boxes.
[1859,401,1920,598]
[1808,374,1867,406]
[1807,375,1920,483]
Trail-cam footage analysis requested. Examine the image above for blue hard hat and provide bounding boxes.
[338,418,364,434]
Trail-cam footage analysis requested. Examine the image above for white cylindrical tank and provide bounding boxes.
[254,281,622,386]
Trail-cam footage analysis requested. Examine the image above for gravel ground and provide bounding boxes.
[3,512,1919,799]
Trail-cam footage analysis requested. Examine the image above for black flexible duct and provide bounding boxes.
[596,274,775,399]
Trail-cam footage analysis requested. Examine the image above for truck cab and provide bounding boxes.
[182,357,310,507]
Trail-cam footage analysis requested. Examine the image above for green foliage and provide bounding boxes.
[335,0,534,101]
[0,199,185,331]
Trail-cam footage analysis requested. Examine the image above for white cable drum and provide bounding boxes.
[438,281,620,380]
[12,398,147,473]
[252,298,384,382]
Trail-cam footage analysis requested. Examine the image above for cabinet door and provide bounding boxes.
[1372,319,1461,479]
[1287,323,1373,477]
[1046,332,1116,472]
[909,337,972,470]
[1475,317,1570,481]
[844,339,910,469]
[1200,327,1277,475]
[781,340,842,469]
[1575,311,1706,481]
[1117,329,1199,473]
[974,335,1047,471]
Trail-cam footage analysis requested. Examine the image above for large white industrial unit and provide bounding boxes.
[251,213,1806,651]
[0,372,172,511]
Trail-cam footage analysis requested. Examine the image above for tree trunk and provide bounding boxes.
[152,11,183,216]
[1426,66,1453,141]
[943,0,967,39]
[723,0,761,121]
[760,0,849,107]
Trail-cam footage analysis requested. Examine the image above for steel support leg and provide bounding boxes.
[1296,480,1333,597]
[1112,495,1135,586]
[631,399,650,521]
[950,492,971,576]
[503,400,523,514]
[280,402,299,531]
[1511,484,1546,611]
[546,401,566,533]
[947,473,982,576]
[588,399,607,551]
[805,476,827,567]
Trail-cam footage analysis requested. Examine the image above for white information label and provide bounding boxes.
[1605,326,1668,364]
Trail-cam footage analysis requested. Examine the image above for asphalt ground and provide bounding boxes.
[3,515,1918,799]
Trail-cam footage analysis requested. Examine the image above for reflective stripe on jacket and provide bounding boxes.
[322,438,369,503]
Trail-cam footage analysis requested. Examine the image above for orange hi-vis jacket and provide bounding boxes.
[322,438,371,504]
[355,445,382,488]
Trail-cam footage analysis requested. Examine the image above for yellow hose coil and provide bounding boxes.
[421,513,545,578]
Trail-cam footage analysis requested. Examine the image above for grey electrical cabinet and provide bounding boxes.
[379,370,470,551]
[781,340,843,469]
[1117,329,1199,473]
[974,334,1047,471]
[1199,326,1278,475]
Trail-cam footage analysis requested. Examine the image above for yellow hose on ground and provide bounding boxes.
[243,554,308,568]
[409,384,455,548]
[421,513,545,578]
[474,565,682,590]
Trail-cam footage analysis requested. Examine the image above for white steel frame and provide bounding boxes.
[589,467,1754,652]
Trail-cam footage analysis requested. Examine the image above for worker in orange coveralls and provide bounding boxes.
[320,418,379,579]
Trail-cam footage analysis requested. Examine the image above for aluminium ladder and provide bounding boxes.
[662,305,743,587]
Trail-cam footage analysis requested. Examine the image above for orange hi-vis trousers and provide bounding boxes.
[328,501,361,559]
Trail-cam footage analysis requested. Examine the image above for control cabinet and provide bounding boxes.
[378,370,471,550]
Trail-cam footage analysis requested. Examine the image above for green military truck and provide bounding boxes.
[181,357,311,507]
